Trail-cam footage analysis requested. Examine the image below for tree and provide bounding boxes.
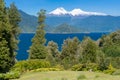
[79,37,99,63]
[29,9,47,59]
[47,41,59,57]
[46,41,60,65]
[8,2,21,65]
[98,30,120,70]
[0,0,16,73]
[8,2,21,50]
[99,30,120,57]
[60,37,80,68]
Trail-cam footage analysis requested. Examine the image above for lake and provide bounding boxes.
[17,32,108,60]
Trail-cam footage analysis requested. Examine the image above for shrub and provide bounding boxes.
[85,63,98,71]
[71,64,83,71]
[11,59,51,73]
[104,63,116,74]
[53,64,64,70]
[77,75,86,80]
[112,69,120,75]
[0,71,20,79]
[0,74,5,80]
[72,63,98,71]
[4,71,20,79]
[30,68,62,72]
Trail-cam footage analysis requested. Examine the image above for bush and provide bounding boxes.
[112,69,120,75]
[71,64,83,71]
[53,64,64,70]
[0,71,20,79]
[104,63,116,74]
[5,71,20,79]
[104,69,116,74]
[0,74,5,80]
[111,57,120,69]
[30,68,62,72]
[11,59,51,73]
[72,63,98,71]
[77,75,86,80]
[85,63,98,71]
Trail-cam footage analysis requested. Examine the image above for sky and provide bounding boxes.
[5,0,120,16]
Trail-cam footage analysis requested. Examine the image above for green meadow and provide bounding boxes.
[14,71,120,80]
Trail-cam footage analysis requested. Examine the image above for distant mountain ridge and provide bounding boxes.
[19,8,120,33]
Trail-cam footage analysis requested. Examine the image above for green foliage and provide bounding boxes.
[47,41,60,58]
[104,63,116,74]
[46,41,60,65]
[30,68,62,72]
[85,63,98,71]
[77,75,86,80]
[0,0,12,73]
[0,39,11,72]
[53,64,64,70]
[111,57,120,69]
[29,9,47,59]
[0,0,21,73]
[79,37,99,63]
[11,60,51,73]
[71,64,83,71]
[99,30,120,57]
[61,37,80,69]
[112,69,120,75]
[8,2,21,50]
[103,45,120,57]
[0,71,20,79]
[72,63,98,71]
[29,44,47,59]
[110,30,120,45]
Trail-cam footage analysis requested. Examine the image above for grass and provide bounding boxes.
[13,71,120,80]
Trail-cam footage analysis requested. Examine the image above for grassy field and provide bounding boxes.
[13,71,120,80]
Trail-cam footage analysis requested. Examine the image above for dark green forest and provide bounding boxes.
[0,0,120,79]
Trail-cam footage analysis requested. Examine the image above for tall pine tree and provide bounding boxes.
[8,3,21,63]
[0,0,21,73]
[0,0,15,73]
[29,9,47,59]
[8,2,21,50]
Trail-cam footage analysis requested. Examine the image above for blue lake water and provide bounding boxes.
[17,32,108,60]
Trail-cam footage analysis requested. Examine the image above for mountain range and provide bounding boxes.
[49,7,107,16]
[19,7,120,33]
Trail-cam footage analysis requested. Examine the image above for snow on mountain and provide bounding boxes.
[49,7,107,16]
[49,7,68,15]
[69,8,107,16]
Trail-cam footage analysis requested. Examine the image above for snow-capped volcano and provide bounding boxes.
[49,7,107,16]
[49,7,68,15]
[69,8,107,16]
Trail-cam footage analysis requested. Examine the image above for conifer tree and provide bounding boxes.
[29,9,47,59]
[0,0,17,73]
[8,2,21,50]
[8,3,21,65]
